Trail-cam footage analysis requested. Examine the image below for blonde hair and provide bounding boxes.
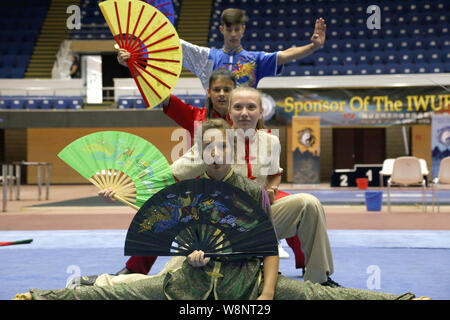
[229,87,265,129]
[201,118,231,136]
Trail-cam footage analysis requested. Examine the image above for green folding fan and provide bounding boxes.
[58,131,175,209]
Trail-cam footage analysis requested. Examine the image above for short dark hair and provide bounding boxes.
[220,8,248,27]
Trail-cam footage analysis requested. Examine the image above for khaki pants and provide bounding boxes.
[271,193,334,283]
[94,256,186,287]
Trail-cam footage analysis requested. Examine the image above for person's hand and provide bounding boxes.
[187,250,210,267]
[117,49,130,67]
[265,185,278,204]
[310,18,326,50]
[256,291,274,300]
[13,292,32,300]
[98,187,116,202]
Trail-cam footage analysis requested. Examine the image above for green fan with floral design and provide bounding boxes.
[58,131,174,209]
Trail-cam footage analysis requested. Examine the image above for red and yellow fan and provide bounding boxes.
[99,0,182,109]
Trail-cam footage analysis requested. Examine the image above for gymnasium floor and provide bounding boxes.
[1,184,449,300]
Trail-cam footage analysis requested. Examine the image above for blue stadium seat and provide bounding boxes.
[26,99,41,109]
[10,99,25,109]
[297,66,314,76]
[0,98,10,109]
[413,51,427,64]
[10,67,25,78]
[186,96,206,108]
[381,51,399,64]
[429,64,444,73]
[15,55,29,68]
[117,97,133,109]
[327,29,340,40]
[367,39,383,51]
[397,39,412,51]
[426,50,443,63]
[400,64,416,74]
[282,65,296,77]
[273,41,288,51]
[386,64,402,75]
[329,66,344,76]
[3,55,15,67]
[342,65,358,76]
[67,98,82,109]
[398,52,413,64]
[0,67,12,78]
[314,53,329,66]
[373,65,387,75]
[381,27,395,39]
[54,99,68,109]
[315,67,328,76]
[261,43,274,52]
[368,51,384,64]
[355,53,369,65]
[134,99,146,109]
[40,99,53,109]
[342,54,356,66]
[354,26,368,39]
[383,39,398,51]
[444,62,450,73]
[329,54,342,65]
[415,63,431,74]
[357,65,373,75]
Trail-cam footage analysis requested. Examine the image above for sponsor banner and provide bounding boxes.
[261,87,450,126]
[292,117,320,184]
[431,114,450,178]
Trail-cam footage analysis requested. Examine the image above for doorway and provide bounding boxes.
[333,128,386,169]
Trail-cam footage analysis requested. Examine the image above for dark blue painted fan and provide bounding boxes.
[124,179,278,258]
[141,0,176,25]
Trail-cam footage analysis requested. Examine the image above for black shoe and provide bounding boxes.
[320,277,342,288]
[66,275,98,289]
[115,267,133,275]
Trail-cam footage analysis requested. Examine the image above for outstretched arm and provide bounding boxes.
[277,18,326,66]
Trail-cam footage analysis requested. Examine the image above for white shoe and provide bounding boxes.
[278,243,290,259]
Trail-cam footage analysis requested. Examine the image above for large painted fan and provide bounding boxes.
[125,179,279,258]
[141,0,176,26]
[99,0,182,109]
[58,131,175,209]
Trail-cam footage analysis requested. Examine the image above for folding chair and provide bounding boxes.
[387,157,427,213]
[432,157,450,213]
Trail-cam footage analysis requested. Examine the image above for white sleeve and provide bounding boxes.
[180,39,213,90]
[269,134,283,175]
[171,144,206,181]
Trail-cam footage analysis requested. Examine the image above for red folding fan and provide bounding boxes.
[99,0,182,109]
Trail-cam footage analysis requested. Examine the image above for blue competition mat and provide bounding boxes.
[1,230,449,300]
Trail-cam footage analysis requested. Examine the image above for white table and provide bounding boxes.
[12,161,51,201]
